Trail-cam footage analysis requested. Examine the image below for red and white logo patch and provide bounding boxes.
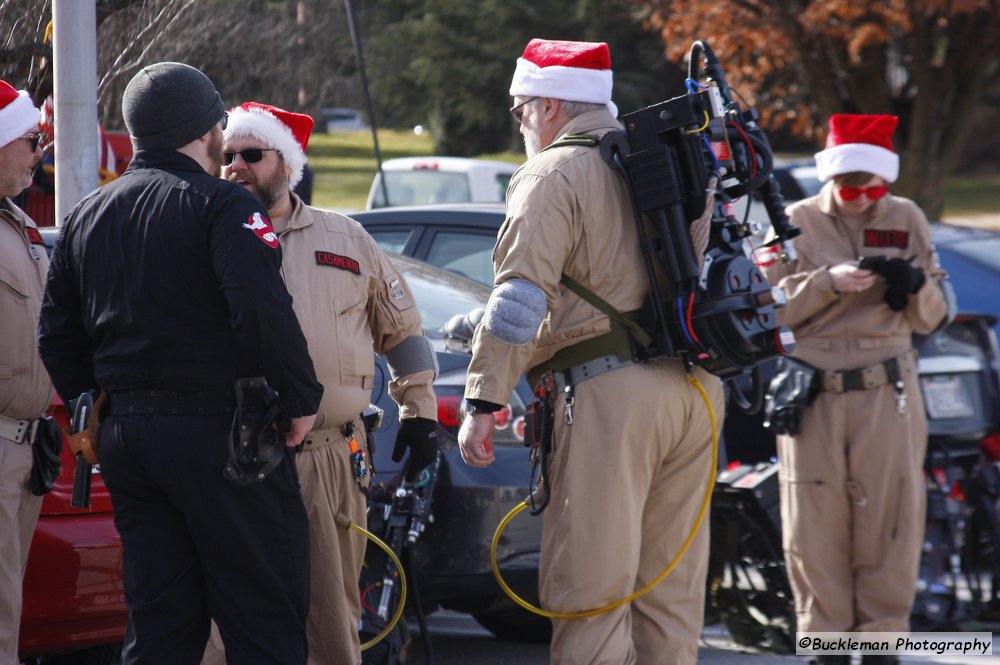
[243,211,279,248]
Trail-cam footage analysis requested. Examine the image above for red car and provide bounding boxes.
[18,395,126,663]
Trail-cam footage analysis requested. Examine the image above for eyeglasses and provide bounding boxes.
[219,113,229,131]
[509,97,539,124]
[20,132,42,151]
[222,148,277,166]
[838,184,889,201]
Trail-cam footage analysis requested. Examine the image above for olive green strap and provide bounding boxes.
[560,274,653,350]
[527,326,635,389]
[541,133,600,152]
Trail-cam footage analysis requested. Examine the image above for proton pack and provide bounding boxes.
[589,40,800,408]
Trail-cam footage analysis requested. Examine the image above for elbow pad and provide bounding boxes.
[482,278,547,346]
[385,335,438,380]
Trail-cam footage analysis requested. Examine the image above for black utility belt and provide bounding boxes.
[818,350,916,393]
[107,389,235,415]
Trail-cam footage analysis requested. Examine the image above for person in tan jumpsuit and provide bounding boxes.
[0,80,52,665]
[200,102,439,665]
[457,39,724,665]
[760,114,953,665]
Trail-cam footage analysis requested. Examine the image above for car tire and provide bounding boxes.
[37,643,122,665]
[472,608,551,643]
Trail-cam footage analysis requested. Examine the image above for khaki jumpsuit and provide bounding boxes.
[761,185,950,632]
[466,110,725,665]
[0,200,52,665]
[203,195,436,665]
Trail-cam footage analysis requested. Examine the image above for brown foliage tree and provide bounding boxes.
[642,0,1000,219]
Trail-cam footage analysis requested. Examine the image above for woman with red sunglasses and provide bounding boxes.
[759,114,956,665]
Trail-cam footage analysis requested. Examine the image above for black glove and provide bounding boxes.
[870,257,925,312]
[393,417,439,480]
[444,307,485,342]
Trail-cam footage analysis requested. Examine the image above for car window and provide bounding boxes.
[392,254,490,337]
[368,229,412,254]
[496,173,513,201]
[424,231,496,286]
[378,171,472,207]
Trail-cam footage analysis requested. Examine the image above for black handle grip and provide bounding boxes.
[70,455,92,509]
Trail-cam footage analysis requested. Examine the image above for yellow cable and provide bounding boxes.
[490,371,718,619]
[344,520,408,651]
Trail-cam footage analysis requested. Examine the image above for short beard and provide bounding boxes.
[523,131,541,159]
[255,173,286,210]
[207,130,225,177]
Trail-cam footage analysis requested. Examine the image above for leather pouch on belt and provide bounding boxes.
[64,389,107,465]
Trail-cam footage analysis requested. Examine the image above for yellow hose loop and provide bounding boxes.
[345,521,408,651]
[490,371,718,620]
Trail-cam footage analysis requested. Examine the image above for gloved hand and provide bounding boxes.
[764,404,806,436]
[870,257,925,312]
[444,308,485,342]
[393,417,439,480]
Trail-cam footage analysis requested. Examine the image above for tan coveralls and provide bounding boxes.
[466,109,725,665]
[761,184,950,632]
[203,195,436,665]
[0,200,52,665]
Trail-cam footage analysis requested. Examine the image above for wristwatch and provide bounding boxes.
[464,399,501,417]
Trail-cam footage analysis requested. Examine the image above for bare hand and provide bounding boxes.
[830,262,877,294]
[458,413,497,468]
[283,413,316,447]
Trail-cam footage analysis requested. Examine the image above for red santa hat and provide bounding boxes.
[814,113,899,183]
[224,102,314,189]
[0,80,41,149]
[510,39,617,116]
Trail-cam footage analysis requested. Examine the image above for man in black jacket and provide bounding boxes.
[38,62,322,665]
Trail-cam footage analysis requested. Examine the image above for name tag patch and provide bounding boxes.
[315,251,361,274]
[864,229,909,249]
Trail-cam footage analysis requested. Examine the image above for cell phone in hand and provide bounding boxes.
[858,255,887,270]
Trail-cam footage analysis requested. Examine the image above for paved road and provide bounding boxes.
[400,611,1000,664]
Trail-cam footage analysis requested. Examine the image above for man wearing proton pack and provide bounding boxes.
[457,38,725,665]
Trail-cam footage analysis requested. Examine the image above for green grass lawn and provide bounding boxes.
[310,130,997,216]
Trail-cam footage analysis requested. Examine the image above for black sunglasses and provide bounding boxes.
[509,97,539,123]
[222,148,277,166]
[219,112,228,130]
[21,132,42,151]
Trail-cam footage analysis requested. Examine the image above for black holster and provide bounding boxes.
[28,416,62,496]
[763,357,819,436]
[223,377,286,486]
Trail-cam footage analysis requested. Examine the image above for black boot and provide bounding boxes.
[812,656,851,665]
[862,656,899,665]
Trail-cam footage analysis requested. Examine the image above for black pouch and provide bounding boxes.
[29,416,63,496]
[763,357,820,436]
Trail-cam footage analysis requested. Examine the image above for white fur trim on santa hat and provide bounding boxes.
[0,89,41,149]
[224,106,307,189]
[510,57,613,108]
[814,142,899,183]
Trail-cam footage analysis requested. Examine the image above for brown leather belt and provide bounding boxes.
[819,350,916,393]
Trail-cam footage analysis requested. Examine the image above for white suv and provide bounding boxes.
[365,156,518,209]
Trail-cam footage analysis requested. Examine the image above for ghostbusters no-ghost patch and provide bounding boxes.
[243,211,279,248]
[864,229,909,250]
[315,251,361,275]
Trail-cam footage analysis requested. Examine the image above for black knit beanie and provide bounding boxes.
[122,62,225,151]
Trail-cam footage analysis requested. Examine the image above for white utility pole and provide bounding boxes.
[52,0,98,226]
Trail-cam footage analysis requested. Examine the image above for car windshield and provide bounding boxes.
[374,171,472,207]
[390,252,490,338]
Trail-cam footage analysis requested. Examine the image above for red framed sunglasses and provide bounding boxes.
[838,184,890,201]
